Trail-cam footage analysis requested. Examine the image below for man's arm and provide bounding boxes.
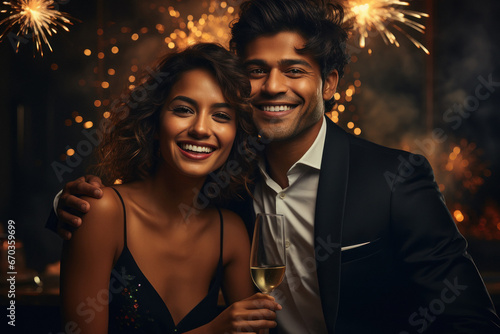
[392,154,500,332]
[46,175,104,239]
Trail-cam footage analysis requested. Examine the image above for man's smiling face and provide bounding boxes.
[243,31,337,142]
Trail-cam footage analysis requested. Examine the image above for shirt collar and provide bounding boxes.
[292,116,326,171]
[258,116,327,180]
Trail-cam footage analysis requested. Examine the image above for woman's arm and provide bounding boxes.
[60,188,122,334]
[185,210,281,334]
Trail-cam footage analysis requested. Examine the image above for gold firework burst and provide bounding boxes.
[159,0,237,51]
[0,0,75,56]
[344,0,429,54]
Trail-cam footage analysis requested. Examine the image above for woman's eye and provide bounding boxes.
[173,106,193,115]
[213,112,232,122]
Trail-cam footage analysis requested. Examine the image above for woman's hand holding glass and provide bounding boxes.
[199,293,281,334]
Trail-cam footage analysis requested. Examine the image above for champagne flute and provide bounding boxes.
[250,213,286,334]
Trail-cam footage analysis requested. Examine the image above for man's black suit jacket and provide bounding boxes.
[233,117,500,333]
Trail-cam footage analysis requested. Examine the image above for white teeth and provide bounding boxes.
[262,105,294,112]
[180,144,214,153]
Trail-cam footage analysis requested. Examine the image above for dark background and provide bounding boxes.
[0,0,499,332]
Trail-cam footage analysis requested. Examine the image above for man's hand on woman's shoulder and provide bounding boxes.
[56,175,104,240]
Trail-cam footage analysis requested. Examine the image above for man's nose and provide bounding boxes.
[262,69,287,96]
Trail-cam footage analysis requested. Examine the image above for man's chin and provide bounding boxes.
[257,125,292,143]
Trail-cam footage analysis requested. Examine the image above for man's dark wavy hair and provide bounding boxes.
[92,43,257,204]
[230,0,350,112]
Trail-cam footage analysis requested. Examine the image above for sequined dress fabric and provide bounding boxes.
[108,188,224,333]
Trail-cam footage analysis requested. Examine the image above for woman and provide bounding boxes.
[60,43,280,333]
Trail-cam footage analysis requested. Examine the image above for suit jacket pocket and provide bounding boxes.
[341,238,383,264]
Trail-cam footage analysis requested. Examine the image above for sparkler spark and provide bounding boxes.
[0,0,75,56]
[344,0,429,54]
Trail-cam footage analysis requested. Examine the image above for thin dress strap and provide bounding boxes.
[216,207,224,264]
[110,187,127,247]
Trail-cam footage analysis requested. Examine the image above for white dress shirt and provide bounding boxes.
[253,117,328,334]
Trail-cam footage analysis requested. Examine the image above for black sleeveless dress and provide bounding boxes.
[108,188,224,333]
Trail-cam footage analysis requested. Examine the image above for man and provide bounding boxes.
[50,0,500,332]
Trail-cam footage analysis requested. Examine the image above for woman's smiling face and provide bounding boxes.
[158,68,237,179]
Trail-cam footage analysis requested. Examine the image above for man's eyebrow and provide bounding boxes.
[243,59,268,67]
[279,59,314,69]
[243,58,314,69]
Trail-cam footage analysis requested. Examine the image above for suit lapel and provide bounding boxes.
[314,118,350,332]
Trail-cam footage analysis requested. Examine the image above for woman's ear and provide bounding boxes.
[323,69,339,101]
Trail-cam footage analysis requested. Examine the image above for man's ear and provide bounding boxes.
[323,69,339,101]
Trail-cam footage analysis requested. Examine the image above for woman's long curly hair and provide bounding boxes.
[92,43,257,204]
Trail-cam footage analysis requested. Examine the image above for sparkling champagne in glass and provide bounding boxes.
[250,213,286,295]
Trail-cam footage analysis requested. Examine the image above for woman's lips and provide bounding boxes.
[177,142,216,160]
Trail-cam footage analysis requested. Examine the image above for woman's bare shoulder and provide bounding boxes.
[219,208,250,256]
[219,209,247,232]
[65,187,125,262]
[78,186,125,235]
